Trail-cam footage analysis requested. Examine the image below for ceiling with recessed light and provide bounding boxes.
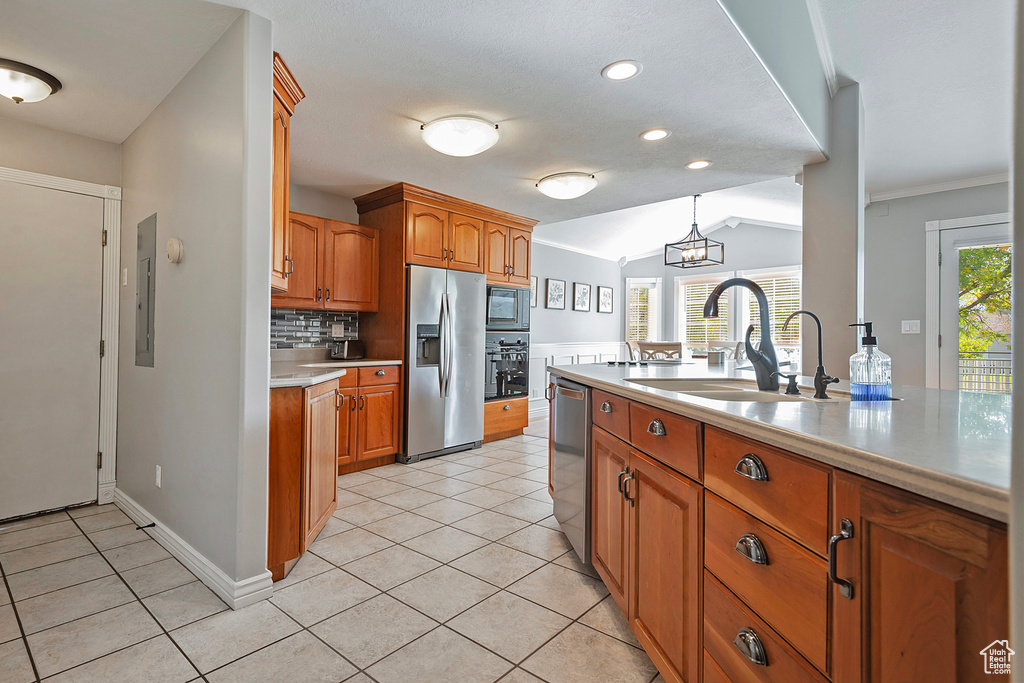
[0,0,241,141]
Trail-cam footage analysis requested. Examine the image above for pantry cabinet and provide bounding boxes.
[271,53,305,293]
[831,472,1009,683]
[271,212,379,312]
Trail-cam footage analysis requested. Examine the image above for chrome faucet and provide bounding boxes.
[703,278,779,391]
[782,310,839,399]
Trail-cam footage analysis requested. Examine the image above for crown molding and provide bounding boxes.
[868,173,1009,203]
[805,0,838,97]
[531,236,621,262]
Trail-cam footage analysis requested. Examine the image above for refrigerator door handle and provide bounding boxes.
[444,292,455,397]
[438,293,448,399]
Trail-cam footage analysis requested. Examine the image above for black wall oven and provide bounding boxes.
[485,285,530,332]
[485,333,529,402]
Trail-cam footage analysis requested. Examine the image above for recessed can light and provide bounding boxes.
[640,129,671,141]
[601,60,642,81]
[536,172,598,200]
[420,115,500,157]
[686,160,712,170]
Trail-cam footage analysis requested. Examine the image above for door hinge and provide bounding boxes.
[97,451,103,470]
[102,229,108,246]
[938,334,942,348]
[938,251,942,266]
[100,340,105,357]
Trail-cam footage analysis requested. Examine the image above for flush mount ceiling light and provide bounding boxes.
[536,172,597,200]
[0,58,62,104]
[686,159,712,170]
[420,115,499,157]
[640,129,671,141]
[665,194,725,269]
[601,60,642,81]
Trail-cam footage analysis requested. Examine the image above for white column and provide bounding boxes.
[1009,0,1023,651]
[801,83,865,376]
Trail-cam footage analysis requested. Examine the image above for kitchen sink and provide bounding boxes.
[625,377,850,402]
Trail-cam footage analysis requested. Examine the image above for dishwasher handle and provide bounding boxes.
[556,386,586,401]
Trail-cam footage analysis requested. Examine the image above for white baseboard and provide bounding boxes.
[113,488,273,609]
[529,405,548,420]
[97,481,116,505]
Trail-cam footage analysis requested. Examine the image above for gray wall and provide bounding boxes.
[289,184,358,223]
[117,12,272,585]
[0,116,121,186]
[531,242,622,344]
[621,222,803,341]
[864,182,1010,386]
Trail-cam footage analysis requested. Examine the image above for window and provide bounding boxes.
[744,269,801,347]
[678,277,731,344]
[626,278,662,342]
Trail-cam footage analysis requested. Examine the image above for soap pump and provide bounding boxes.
[848,322,892,401]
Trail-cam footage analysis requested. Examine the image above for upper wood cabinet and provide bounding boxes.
[271,213,379,312]
[271,53,305,294]
[448,214,485,273]
[831,472,1009,683]
[406,202,448,268]
[485,222,532,286]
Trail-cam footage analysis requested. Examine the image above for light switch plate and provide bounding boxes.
[901,320,921,334]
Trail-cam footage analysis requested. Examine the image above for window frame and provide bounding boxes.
[625,277,663,342]
[674,271,738,346]
[736,265,802,352]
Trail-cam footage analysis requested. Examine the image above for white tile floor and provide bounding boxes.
[0,431,663,682]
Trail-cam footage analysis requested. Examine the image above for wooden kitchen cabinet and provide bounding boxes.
[591,426,631,613]
[406,202,448,268]
[271,53,305,293]
[628,449,702,683]
[356,384,400,460]
[302,381,339,551]
[272,213,379,312]
[448,213,485,273]
[485,222,532,285]
[831,472,1009,683]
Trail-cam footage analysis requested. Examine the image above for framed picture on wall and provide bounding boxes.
[546,278,565,309]
[598,286,613,313]
[530,276,538,307]
[573,282,591,311]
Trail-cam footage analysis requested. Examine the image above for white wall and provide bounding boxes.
[289,184,358,223]
[531,242,622,345]
[0,116,121,186]
[864,182,1009,386]
[621,222,803,342]
[117,12,272,593]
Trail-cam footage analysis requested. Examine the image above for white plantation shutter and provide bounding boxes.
[746,271,801,344]
[681,280,730,344]
[626,278,662,342]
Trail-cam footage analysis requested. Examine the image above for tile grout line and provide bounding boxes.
[0,558,42,682]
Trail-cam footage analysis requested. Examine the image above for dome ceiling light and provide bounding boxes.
[420,115,500,157]
[686,159,712,170]
[640,129,671,141]
[601,60,642,81]
[536,172,597,200]
[0,58,62,104]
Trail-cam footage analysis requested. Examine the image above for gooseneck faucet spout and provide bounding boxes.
[782,309,839,399]
[703,278,779,391]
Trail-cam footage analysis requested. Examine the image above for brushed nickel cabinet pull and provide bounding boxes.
[646,419,666,436]
[376,369,386,376]
[735,533,769,565]
[734,454,769,482]
[503,404,511,410]
[733,627,768,666]
[828,518,855,599]
[600,401,613,413]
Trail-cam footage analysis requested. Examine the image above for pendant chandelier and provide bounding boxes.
[664,194,724,269]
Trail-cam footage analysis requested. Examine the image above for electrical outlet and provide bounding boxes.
[331,324,346,337]
[155,465,162,488]
[532,389,540,398]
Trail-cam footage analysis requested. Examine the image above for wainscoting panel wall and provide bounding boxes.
[528,341,627,417]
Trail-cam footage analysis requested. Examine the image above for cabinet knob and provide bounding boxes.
[733,627,768,666]
[734,533,769,565]
[599,401,613,413]
[376,369,386,376]
[646,419,666,437]
[734,454,769,482]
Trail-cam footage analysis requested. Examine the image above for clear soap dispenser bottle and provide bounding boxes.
[848,322,892,401]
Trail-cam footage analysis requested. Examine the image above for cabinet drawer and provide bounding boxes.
[704,427,829,555]
[484,396,529,435]
[704,573,827,683]
[592,389,629,441]
[358,365,400,386]
[628,402,701,481]
[705,493,828,672]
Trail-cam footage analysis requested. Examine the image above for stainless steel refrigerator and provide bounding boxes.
[404,265,486,462]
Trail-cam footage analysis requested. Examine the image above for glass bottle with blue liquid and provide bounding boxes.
[849,322,892,401]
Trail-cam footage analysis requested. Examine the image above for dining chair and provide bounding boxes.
[637,342,683,360]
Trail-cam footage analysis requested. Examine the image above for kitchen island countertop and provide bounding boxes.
[549,360,1011,522]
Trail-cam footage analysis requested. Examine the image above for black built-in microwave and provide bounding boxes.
[485,285,530,332]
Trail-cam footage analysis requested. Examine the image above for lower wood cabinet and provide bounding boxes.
[831,472,1009,683]
[302,381,339,551]
[591,425,702,683]
[356,384,400,460]
[483,396,529,443]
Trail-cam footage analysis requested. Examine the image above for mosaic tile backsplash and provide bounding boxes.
[270,309,358,349]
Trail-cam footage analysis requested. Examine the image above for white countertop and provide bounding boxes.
[270,359,402,388]
[549,361,1011,522]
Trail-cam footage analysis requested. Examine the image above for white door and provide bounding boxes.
[938,223,1012,391]
[0,179,104,518]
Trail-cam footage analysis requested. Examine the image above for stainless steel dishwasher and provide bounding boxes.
[550,376,591,564]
